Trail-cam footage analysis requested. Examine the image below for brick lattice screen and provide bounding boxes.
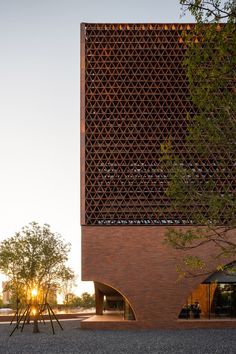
[82,23,234,225]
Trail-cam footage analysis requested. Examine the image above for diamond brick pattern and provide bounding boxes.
[82,23,235,225]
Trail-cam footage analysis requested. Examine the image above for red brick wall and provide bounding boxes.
[82,226,236,328]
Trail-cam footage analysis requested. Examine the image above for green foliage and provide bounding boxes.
[0,222,75,304]
[184,23,236,156]
[164,1,236,276]
[64,292,77,306]
[79,292,95,308]
[180,0,236,22]
[65,292,95,308]
[165,228,207,248]
[183,255,206,269]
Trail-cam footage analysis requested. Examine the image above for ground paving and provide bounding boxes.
[0,319,235,354]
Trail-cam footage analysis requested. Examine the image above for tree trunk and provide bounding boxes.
[33,315,40,333]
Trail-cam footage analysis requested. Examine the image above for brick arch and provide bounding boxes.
[93,280,137,320]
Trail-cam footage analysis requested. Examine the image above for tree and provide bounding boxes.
[73,292,95,308]
[63,292,77,307]
[180,0,236,22]
[164,0,236,277]
[0,222,75,331]
[77,292,95,308]
[60,273,77,306]
[66,292,95,308]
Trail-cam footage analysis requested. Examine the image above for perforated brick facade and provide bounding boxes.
[82,23,197,225]
[81,23,234,226]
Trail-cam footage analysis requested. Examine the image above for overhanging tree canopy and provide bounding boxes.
[164,0,236,276]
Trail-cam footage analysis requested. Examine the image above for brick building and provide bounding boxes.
[80,23,236,329]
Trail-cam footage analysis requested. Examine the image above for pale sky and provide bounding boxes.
[0,0,193,296]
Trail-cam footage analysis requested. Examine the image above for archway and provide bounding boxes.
[178,262,236,320]
[94,281,136,320]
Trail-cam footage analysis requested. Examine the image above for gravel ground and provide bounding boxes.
[0,320,236,354]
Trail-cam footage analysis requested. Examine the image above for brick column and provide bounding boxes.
[95,284,104,315]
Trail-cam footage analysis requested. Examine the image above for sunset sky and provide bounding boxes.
[0,0,193,295]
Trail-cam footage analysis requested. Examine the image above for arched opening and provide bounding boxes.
[178,262,236,320]
[94,281,136,320]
